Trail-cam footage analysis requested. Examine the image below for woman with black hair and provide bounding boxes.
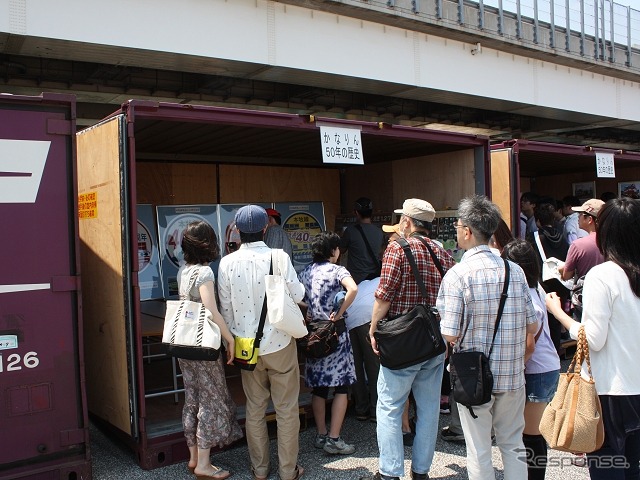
[178,221,242,480]
[547,198,640,479]
[502,239,560,480]
[298,232,358,455]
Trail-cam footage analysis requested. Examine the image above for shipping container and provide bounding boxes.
[76,100,490,469]
[490,139,640,236]
[0,93,90,480]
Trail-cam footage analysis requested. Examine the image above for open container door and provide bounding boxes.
[0,93,90,480]
[76,115,139,442]
[489,146,520,235]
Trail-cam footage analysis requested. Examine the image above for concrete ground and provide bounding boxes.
[90,408,591,480]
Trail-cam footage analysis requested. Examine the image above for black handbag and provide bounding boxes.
[297,318,346,359]
[449,258,510,418]
[374,236,447,370]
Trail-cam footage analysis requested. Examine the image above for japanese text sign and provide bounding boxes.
[595,152,615,178]
[319,125,364,165]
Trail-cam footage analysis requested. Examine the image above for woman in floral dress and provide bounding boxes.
[298,232,358,455]
[177,221,243,479]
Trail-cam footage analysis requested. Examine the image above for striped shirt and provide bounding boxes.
[437,245,537,391]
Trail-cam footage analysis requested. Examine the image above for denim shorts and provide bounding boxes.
[525,369,560,403]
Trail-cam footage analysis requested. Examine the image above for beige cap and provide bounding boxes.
[572,198,605,216]
[382,223,401,234]
[394,198,436,223]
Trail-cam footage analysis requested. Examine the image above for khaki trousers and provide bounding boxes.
[241,339,300,480]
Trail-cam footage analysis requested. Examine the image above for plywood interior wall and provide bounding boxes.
[490,149,513,227]
[136,162,218,205]
[392,150,476,211]
[76,117,132,436]
[135,162,340,232]
[342,161,394,214]
[219,165,341,231]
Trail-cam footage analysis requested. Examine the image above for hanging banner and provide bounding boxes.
[319,125,364,165]
[156,205,219,298]
[218,203,272,257]
[595,152,615,178]
[275,202,326,272]
[136,205,163,300]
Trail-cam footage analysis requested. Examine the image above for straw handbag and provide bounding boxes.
[539,326,604,453]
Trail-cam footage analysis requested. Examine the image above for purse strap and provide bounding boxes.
[396,236,444,302]
[568,326,594,381]
[457,258,510,358]
[253,257,273,348]
[180,266,202,301]
[354,224,382,270]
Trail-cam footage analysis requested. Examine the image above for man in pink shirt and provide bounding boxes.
[560,199,605,280]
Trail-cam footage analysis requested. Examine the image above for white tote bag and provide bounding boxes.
[266,251,307,338]
[162,267,221,360]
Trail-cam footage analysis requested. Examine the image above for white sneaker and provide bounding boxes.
[323,436,355,455]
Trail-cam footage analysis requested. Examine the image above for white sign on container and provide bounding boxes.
[595,152,615,178]
[319,125,364,165]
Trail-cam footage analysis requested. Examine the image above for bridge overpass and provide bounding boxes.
[1,0,639,149]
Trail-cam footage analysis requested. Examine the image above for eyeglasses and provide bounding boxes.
[454,223,468,230]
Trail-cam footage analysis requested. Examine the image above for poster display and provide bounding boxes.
[218,203,271,257]
[433,210,464,263]
[275,202,326,272]
[156,205,219,298]
[136,205,163,300]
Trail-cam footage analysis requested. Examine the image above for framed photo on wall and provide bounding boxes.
[572,181,596,201]
[618,181,640,199]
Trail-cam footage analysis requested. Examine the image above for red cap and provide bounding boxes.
[265,208,281,218]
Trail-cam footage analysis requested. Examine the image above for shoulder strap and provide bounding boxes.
[414,236,445,278]
[254,257,273,348]
[397,237,430,301]
[354,224,380,266]
[180,267,201,301]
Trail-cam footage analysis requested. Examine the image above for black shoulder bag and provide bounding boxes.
[374,236,447,370]
[354,223,382,280]
[449,259,510,418]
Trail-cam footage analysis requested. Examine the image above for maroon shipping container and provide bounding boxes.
[489,140,640,236]
[76,100,490,469]
[0,93,90,480]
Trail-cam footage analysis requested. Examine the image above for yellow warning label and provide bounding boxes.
[78,191,98,219]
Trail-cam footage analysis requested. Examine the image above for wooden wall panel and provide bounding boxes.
[76,117,131,436]
[392,150,476,211]
[219,165,340,231]
[136,162,217,205]
[490,149,513,227]
[342,162,395,213]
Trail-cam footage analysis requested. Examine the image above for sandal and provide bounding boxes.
[195,467,231,480]
[286,465,304,480]
[188,465,196,474]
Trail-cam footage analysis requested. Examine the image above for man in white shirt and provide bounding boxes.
[218,205,306,480]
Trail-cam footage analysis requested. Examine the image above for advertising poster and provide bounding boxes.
[136,205,163,300]
[156,205,219,298]
[218,203,272,257]
[275,202,326,272]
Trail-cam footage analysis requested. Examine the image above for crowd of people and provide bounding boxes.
[172,190,640,480]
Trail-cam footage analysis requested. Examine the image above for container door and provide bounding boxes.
[76,115,139,438]
[0,101,86,466]
[490,147,520,234]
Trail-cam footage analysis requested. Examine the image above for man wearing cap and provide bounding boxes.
[364,198,455,480]
[264,208,294,259]
[560,198,605,282]
[339,197,385,284]
[218,205,306,480]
